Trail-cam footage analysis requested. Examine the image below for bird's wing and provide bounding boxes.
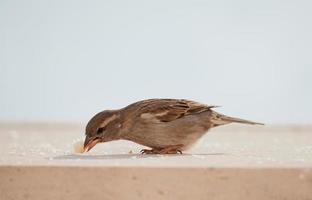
[138,99,216,122]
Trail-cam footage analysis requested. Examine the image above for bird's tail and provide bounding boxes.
[210,111,264,127]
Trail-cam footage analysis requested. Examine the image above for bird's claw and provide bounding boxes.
[140,149,155,154]
[140,147,183,154]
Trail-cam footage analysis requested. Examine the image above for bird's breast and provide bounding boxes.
[121,113,212,149]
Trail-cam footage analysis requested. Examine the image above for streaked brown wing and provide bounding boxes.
[138,99,215,122]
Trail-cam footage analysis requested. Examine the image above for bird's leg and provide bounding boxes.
[158,144,183,154]
[140,148,160,154]
[140,145,183,154]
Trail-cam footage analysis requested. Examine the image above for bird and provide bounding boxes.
[83,99,263,154]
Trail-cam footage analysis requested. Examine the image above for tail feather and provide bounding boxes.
[210,111,264,126]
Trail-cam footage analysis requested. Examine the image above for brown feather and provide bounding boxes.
[137,99,212,122]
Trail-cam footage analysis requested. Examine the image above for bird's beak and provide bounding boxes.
[83,136,101,152]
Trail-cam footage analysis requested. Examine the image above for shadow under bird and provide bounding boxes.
[83,99,263,154]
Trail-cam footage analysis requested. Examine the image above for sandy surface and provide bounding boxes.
[0,123,311,168]
[1,123,312,200]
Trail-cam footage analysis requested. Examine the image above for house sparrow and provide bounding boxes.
[83,99,263,154]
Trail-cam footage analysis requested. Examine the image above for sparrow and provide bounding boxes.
[83,99,263,154]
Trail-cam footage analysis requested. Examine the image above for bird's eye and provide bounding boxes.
[97,127,106,134]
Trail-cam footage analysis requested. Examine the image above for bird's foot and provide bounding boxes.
[140,145,183,155]
[140,149,158,154]
[159,146,183,154]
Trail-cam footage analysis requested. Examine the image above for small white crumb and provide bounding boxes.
[73,140,85,153]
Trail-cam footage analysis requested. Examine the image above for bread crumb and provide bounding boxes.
[73,140,85,153]
[128,150,133,154]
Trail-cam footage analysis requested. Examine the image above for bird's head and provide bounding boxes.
[83,110,120,152]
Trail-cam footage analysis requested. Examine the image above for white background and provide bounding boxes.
[1,0,311,124]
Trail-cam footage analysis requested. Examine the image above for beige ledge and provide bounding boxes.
[0,123,312,200]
